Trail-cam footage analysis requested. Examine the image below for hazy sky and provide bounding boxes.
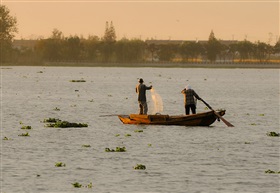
[2,0,279,44]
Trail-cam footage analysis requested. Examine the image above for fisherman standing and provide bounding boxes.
[181,85,201,115]
[136,78,152,115]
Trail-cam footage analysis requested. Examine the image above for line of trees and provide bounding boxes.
[1,5,280,65]
[17,31,280,64]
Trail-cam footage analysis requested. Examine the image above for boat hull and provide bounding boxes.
[118,110,225,126]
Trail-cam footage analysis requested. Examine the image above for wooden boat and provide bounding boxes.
[118,110,226,126]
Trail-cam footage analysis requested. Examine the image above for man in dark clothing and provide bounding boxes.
[181,85,201,115]
[136,78,152,115]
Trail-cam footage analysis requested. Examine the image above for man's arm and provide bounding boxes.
[146,85,153,90]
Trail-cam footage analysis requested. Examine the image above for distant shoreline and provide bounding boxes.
[1,62,280,69]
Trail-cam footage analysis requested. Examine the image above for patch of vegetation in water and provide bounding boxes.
[72,182,82,188]
[55,162,66,167]
[72,182,92,188]
[266,131,280,137]
[18,132,30,137]
[82,144,91,148]
[134,130,143,133]
[265,169,280,174]
[21,125,32,130]
[45,120,88,128]
[134,164,146,170]
[53,107,60,111]
[70,80,86,82]
[3,136,10,140]
[105,147,126,152]
[44,118,61,123]
[125,134,131,137]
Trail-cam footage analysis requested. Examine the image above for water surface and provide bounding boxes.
[1,67,279,193]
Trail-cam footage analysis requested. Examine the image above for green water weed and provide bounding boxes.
[70,80,86,82]
[134,164,146,170]
[265,169,280,174]
[55,162,66,167]
[105,147,126,152]
[18,132,30,137]
[266,132,280,137]
[21,125,32,130]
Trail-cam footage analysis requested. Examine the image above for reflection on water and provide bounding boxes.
[1,66,279,193]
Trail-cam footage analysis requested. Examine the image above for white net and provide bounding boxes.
[150,88,163,114]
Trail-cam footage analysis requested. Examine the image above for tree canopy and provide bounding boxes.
[0,5,18,62]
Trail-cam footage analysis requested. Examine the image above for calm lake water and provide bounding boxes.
[1,66,279,193]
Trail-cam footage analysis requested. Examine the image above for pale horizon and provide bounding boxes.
[2,0,280,44]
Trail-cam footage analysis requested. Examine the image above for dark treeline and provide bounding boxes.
[11,29,280,65]
[1,5,280,65]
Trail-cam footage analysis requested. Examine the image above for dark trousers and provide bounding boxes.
[185,104,196,115]
[138,101,148,115]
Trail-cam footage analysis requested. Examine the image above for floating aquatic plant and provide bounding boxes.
[115,134,120,137]
[266,132,280,137]
[55,162,66,167]
[259,114,265,116]
[88,99,94,102]
[105,147,126,152]
[82,144,91,148]
[44,118,61,123]
[72,182,92,188]
[53,107,60,111]
[72,182,82,188]
[134,130,143,133]
[125,134,131,137]
[265,169,280,174]
[45,121,88,128]
[18,132,30,137]
[134,164,146,170]
[21,125,32,130]
[86,182,93,188]
[3,136,9,140]
[148,144,152,147]
[70,80,86,82]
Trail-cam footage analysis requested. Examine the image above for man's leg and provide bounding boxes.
[190,104,196,114]
[185,105,190,115]
[143,102,148,115]
[139,101,143,115]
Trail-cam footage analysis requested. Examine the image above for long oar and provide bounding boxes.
[99,114,119,117]
[200,98,234,127]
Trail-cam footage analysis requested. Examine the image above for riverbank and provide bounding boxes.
[1,62,280,68]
